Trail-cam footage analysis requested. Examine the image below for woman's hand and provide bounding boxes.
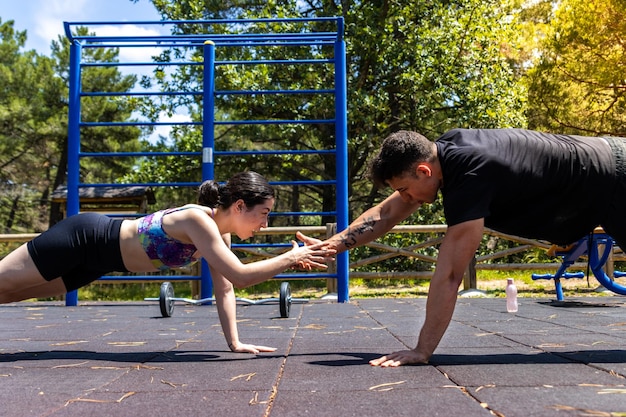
[290,240,335,270]
[295,231,323,246]
[229,341,277,354]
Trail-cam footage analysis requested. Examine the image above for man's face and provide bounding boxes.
[387,164,440,206]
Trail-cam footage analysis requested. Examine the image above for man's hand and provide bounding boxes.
[369,349,429,367]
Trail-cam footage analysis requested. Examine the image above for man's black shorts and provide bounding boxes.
[601,136,626,249]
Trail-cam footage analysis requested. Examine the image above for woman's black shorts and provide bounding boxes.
[27,213,128,292]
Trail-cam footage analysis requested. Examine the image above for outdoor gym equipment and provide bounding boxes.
[532,231,626,301]
[63,18,350,307]
[144,281,305,318]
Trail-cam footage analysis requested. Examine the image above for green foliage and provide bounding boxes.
[136,0,527,231]
[0,20,144,229]
[525,0,626,136]
[345,0,528,223]
[0,19,63,231]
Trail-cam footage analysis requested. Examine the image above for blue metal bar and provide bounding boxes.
[334,35,350,303]
[216,59,334,65]
[215,89,334,95]
[72,36,337,46]
[69,36,338,46]
[65,41,82,307]
[79,150,333,157]
[70,32,339,43]
[63,17,344,46]
[81,43,204,49]
[82,62,203,67]
[268,180,336,186]
[80,121,201,127]
[83,58,333,67]
[79,182,201,187]
[80,152,200,157]
[271,211,338,217]
[336,17,344,41]
[192,41,336,47]
[65,17,341,30]
[83,89,332,97]
[81,91,202,97]
[215,119,335,125]
[78,40,336,48]
[200,40,217,302]
[73,181,337,188]
[216,150,335,156]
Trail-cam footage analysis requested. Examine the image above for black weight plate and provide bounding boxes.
[159,281,175,317]
[279,281,292,318]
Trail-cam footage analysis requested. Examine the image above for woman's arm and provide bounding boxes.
[211,233,276,354]
[185,210,334,288]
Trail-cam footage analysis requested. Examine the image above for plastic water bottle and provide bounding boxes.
[506,278,518,313]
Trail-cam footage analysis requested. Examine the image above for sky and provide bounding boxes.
[1,0,188,141]
[1,0,162,55]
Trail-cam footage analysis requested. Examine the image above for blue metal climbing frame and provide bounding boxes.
[63,18,349,305]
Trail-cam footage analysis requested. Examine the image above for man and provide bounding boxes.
[299,128,626,367]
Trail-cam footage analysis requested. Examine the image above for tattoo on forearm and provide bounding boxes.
[340,216,377,248]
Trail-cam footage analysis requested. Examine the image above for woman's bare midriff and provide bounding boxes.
[118,219,160,272]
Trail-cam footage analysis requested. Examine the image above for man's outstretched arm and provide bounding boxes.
[299,191,421,253]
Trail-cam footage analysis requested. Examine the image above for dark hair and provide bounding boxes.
[368,130,434,188]
[197,171,275,209]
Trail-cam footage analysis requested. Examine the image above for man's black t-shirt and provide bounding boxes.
[435,128,615,245]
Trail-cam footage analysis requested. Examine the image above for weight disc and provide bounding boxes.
[279,281,292,318]
[159,281,175,317]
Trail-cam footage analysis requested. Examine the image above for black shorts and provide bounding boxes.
[600,136,626,249]
[27,213,128,292]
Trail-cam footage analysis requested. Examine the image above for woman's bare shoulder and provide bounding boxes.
[180,203,212,212]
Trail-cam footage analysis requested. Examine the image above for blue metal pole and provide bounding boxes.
[200,40,216,301]
[66,41,82,306]
[334,29,350,303]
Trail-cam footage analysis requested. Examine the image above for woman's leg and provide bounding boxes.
[0,243,67,303]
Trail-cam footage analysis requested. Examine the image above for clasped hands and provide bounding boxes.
[292,231,336,270]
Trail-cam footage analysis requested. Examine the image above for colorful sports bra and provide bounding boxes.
[137,207,202,271]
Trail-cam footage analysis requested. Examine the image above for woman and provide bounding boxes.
[0,171,334,353]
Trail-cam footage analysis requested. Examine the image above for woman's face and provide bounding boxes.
[235,198,275,239]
